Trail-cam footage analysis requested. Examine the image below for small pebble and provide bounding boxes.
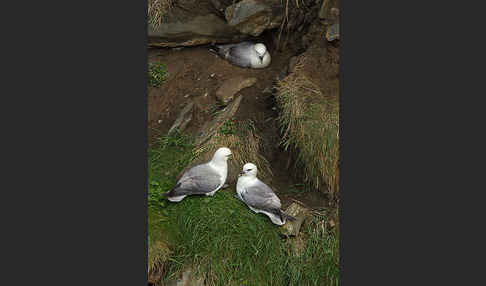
[331,8,339,16]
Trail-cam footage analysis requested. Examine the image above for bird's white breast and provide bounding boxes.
[236,176,257,196]
[250,52,271,69]
[208,161,228,189]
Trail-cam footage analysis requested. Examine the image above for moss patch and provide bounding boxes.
[148,62,168,87]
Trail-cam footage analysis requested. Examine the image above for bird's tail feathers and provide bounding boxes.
[162,182,181,197]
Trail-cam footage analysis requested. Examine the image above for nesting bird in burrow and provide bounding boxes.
[209,42,271,69]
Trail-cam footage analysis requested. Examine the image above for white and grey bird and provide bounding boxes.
[163,147,232,202]
[209,41,271,69]
[236,163,296,225]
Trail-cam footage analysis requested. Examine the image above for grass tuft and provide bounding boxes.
[191,118,273,183]
[148,0,173,28]
[148,62,168,87]
[276,72,339,200]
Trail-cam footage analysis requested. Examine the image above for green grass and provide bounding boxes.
[148,132,339,285]
[218,118,236,135]
[160,191,339,286]
[148,62,168,87]
[148,131,193,276]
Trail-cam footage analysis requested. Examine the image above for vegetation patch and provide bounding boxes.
[276,71,339,200]
[148,62,168,87]
[148,131,193,280]
[159,190,339,285]
[191,118,273,183]
[148,131,339,285]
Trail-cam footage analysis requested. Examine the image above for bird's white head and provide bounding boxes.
[239,163,258,177]
[254,43,267,57]
[212,147,232,163]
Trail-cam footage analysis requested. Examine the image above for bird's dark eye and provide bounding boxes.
[247,169,252,171]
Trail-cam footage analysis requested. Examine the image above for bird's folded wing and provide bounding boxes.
[175,165,221,195]
[241,182,281,210]
[227,43,255,67]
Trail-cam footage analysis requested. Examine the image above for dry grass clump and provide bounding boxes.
[148,0,174,28]
[148,240,170,283]
[148,210,172,283]
[276,72,339,200]
[190,119,272,184]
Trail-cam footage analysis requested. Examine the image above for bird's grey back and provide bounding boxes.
[179,163,220,182]
[217,41,254,51]
[218,42,256,68]
[175,164,221,195]
[241,180,281,210]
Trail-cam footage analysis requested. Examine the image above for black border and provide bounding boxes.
[5,1,148,285]
[5,0,476,285]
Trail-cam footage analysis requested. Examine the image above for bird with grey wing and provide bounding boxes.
[209,41,271,69]
[236,163,296,225]
[163,147,232,202]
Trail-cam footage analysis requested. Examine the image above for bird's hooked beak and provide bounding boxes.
[238,170,244,177]
[227,153,233,160]
[259,55,264,62]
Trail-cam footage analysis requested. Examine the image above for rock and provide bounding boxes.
[166,267,205,286]
[195,95,243,146]
[291,235,306,256]
[148,12,246,47]
[319,0,339,19]
[225,0,283,36]
[329,219,335,228]
[210,0,233,15]
[278,67,288,80]
[168,102,194,135]
[325,23,339,42]
[330,7,339,18]
[281,202,311,237]
[288,56,299,73]
[262,86,273,95]
[215,76,257,104]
